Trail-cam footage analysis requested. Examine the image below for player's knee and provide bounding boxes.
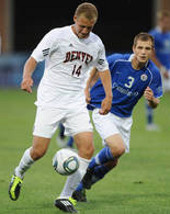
[109,142,125,158]
[79,144,94,159]
[106,134,125,158]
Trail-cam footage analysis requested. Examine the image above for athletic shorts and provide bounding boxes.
[92,109,133,153]
[33,105,93,138]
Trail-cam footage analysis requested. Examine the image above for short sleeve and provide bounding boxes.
[31,29,57,62]
[95,42,109,72]
[149,66,163,98]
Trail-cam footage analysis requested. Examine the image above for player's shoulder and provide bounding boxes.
[107,53,131,64]
[147,60,160,75]
[47,26,71,37]
[88,32,104,48]
[149,27,161,37]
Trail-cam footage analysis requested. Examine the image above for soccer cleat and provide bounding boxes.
[82,168,94,189]
[54,198,77,213]
[72,189,87,202]
[8,175,23,201]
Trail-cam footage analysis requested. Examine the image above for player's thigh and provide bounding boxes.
[64,109,94,158]
[33,106,64,138]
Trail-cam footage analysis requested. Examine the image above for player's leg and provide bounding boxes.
[55,109,94,212]
[81,134,125,190]
[9,136,51,201]
[57,132,94,197]
[9,107,60,201]
[81,109,125,189]
[145,101,159,131]
[74,109,133,199]
[72,160,118,202]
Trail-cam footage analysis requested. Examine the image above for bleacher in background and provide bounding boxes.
[0,54,44,88]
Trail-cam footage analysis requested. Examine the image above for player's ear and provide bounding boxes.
[132,45,135,53]
[73,15,77,23]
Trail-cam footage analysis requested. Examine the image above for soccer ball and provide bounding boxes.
[52,148,79,176]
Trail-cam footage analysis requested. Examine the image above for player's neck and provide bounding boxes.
[131,58,146,70]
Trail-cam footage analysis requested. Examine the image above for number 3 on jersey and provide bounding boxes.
[72,64,82,77]
[124,76,134,88]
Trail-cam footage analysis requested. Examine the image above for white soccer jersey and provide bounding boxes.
[31,25,109,108]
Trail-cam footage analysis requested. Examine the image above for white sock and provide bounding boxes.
[14,147,34,179]
[59,156,90,198]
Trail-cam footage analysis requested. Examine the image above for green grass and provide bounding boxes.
[1,89,170,214]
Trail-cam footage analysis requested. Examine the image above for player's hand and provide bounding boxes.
[144,86,154,101]
[21,77,33,93]
[99,96,112,115]
[84,87,91,103]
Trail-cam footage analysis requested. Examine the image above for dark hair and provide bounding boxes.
[133,32,154,48]
[74,2,98,22]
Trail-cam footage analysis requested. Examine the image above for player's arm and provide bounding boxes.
[21,57,37,93]
[144,86,160,108]
[84,67,99,103]
[150,49,169,79]
[98,69,113,115]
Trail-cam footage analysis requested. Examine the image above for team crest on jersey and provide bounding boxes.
[98,59,104,65]
[140,74,148,81]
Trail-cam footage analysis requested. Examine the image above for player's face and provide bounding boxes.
[73,15,96,39]
[133,40,153,64]
[159,17,170,32]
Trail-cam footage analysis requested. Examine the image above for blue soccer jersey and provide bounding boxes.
[149,27,170,69]
[88,53,163,118]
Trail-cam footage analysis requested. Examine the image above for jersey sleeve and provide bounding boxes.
[95,42,109,72]
[31,29,57,62]
[107,53,128,71]
[149,66,163,98]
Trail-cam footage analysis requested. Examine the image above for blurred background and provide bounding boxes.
[0,0,170,87]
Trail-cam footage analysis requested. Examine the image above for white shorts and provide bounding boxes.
[92,109,133,152]
[33,105,93,138]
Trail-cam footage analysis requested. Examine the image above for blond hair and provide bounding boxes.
[74,2,98,22]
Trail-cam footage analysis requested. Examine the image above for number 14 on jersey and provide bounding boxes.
[72,64,82,77]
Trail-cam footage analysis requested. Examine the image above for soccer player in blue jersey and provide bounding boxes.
[146,10,170,131]
[72,32,163,202]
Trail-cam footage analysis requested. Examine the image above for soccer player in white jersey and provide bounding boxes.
[8,2,112,213]
[71,33,163,202]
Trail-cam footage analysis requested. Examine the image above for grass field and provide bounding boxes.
[1,89,170,214]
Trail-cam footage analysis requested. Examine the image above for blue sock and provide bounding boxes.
[93,165,110,179]
[75,165,111,192]
[146,103,153,124]
[67,137,74,147]
[88,146,114,169]
[59,123,65,138]
[76,181,84,192]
